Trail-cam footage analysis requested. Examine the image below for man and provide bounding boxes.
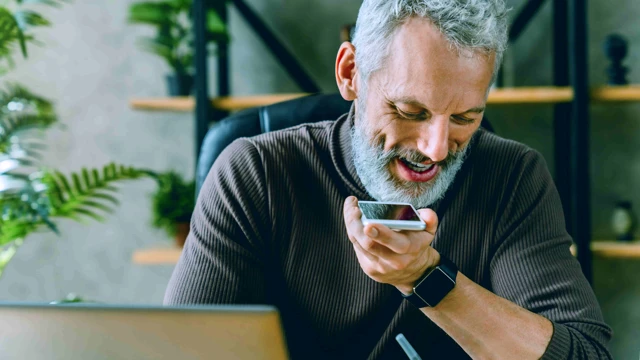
[165,0,612,358]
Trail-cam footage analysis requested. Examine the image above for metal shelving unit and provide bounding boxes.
[155,0,640,285]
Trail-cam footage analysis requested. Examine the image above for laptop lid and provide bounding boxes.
[0,303,289,360]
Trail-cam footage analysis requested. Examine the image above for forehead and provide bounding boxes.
[374,18,494,114]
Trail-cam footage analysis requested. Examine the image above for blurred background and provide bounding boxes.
[0,0,638,358]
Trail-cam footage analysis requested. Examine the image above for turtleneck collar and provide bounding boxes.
[330,103,373,201]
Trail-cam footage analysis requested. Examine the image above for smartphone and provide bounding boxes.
[357,201,426,231]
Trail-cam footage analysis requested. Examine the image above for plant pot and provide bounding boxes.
[175,222,190,248]
[166,73,194,96]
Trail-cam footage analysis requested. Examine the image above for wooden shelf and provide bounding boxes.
[130,97,195,112]
[488,86,573,104]
[591,241,640,258]
[130,93,309,112]
[132,247,182,265]
[130,86,640,113]
[485,85,640,104]
[212,93,310,111]
[129,87,577,112]
[591,85,640,102]
[570,241,640,258]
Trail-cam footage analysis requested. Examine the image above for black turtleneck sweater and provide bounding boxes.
[164,107,611,359]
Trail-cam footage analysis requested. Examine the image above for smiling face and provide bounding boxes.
[336,17,495,207]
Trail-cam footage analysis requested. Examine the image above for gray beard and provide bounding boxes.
[350,110,470,209]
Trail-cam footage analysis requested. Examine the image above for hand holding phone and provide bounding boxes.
[357,201,426,231]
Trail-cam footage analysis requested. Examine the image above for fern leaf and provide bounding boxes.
[80,200,115,214]
[80,168,90,188]
[46,164,154,221]
[0,84,57,153]
[91,168,101,187]
[18,1,70,8]
[103,163,113,181]
[53,170,72,195]
[0,8,28,57]
[71,172,85,195]
[68,208,105,222]
[91,192,120,206]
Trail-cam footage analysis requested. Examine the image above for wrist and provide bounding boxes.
[396,251,442,295]
[396,285,414,295]
[400,253,458,309]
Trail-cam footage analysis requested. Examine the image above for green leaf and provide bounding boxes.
[0,239,23,279]
[91,168,101,186]
[53,170,72,195]
[128,2,173,26]
[90,192,120,206]
[14,11,52,28]
[71,172,84,195]
[206,10,226,35]
[0,8,28,58]
[20,0,70,7]
[81,168,92,188]
[70,207,105,222]
[80,200,114,214]
[151,171,195,237]
[45,164,154,223]
[0,84,57,153]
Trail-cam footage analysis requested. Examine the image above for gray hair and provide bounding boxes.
[351,0,509,86]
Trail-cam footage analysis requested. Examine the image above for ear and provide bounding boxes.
[335,42,358,101]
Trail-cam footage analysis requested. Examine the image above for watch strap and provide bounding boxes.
[402,254,458,308]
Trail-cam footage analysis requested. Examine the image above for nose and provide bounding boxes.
[417,115,449,163]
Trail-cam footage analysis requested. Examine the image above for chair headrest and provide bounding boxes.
[258,93,352,133]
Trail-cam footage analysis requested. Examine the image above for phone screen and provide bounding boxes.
[359,202,421,221]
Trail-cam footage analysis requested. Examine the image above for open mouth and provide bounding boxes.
[396,157,440,183]
[399,157,435,173]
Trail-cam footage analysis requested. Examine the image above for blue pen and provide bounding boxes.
[395,333,422,360]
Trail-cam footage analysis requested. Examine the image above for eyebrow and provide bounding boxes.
[390,96,485,115]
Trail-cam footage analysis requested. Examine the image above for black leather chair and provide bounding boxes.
[196,93,493,196]
[196,93,352,195]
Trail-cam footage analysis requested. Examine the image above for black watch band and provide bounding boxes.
[402,254,458,308]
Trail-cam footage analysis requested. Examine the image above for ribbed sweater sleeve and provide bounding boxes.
[164,138,270,305]
[491,149,612,359]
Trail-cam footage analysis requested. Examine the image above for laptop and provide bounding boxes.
[0,303,290,360]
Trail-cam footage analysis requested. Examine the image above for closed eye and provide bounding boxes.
[452,115,475,125]
[396,108,428,120]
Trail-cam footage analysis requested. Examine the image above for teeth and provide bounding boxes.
[401,158,434,173]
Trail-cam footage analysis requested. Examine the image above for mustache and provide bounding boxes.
[378,145,465,168]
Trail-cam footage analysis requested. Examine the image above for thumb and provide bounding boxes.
[417,208,438,235]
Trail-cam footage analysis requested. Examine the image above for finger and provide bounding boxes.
[356,226,396,258]
[350,233,384,275]
[343,197,363,239]
[417,208,438,235]
[343,197,395,258]
[343,196,360,223]
[364,223,414,255]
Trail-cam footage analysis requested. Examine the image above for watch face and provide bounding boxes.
[415,267,455,307]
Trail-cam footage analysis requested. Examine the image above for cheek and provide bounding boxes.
[361,108,399,144]
[450,124,481,149]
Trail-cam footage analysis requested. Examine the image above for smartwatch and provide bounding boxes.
[402,254,458,308]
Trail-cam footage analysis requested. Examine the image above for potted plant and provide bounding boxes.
[0,0,157,278]
[150,171,195,247]
[127,0,228,96]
